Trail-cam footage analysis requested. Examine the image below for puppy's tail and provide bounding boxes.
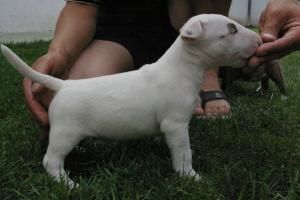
[1,44,63,92]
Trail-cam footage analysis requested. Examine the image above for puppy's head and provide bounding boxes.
[180,14,262,68]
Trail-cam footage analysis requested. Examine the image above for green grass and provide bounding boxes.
[0,41,300,200]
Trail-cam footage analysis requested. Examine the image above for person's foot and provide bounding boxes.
[195,68,231,118]
[195,90,231,118]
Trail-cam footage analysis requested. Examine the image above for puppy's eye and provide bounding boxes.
[227,23,238,34]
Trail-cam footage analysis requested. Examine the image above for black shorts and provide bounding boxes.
[92,0,178,69]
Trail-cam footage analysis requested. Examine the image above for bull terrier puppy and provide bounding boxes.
[1,14,261,187]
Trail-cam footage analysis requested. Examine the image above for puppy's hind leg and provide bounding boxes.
[161,121,201,181]
[43,125,83,188]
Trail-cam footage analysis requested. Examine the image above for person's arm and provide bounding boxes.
[47,2,99,74]
[249,0,300,66]
[23,2,99,130]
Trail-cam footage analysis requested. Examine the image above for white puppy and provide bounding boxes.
[2,14,261,187]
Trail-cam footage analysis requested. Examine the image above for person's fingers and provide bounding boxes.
[31,84,45,94]
[259,3,286,43]
[22,53,65,129]
[31,57,54,93]
[23,78,49,127]
[255,32,297,57]
[249,52,286,67]
[261,33,277,43]
[258,11,276,42]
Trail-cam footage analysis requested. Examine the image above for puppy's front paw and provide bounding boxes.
[53,175,78,189]
[179,169,202,181]
[188,169,202,181]
[62,177,79,189]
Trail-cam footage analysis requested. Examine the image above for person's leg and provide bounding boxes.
[68,40,134,79]
[195,69,230,117]
[193,0,232,118]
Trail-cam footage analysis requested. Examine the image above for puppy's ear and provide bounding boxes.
[180,20,203,43]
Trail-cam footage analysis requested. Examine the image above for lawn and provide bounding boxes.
[0,41,299,199]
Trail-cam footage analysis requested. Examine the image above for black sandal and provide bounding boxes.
[197,90,231,119]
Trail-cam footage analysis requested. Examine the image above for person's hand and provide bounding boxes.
[249,0,300,66]
[23,51,68,139]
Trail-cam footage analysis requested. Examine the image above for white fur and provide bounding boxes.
[1,14,261,187]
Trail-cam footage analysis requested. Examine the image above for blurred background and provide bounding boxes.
[0,0,268,43]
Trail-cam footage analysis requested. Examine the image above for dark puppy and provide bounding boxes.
[219,60,287,95]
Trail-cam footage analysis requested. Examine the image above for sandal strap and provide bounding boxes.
[199,90,227,108]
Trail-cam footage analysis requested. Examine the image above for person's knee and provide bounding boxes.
[67,40,134,79]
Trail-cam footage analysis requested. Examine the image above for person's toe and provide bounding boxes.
[205,100,230,116]
[194,105,205,116]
